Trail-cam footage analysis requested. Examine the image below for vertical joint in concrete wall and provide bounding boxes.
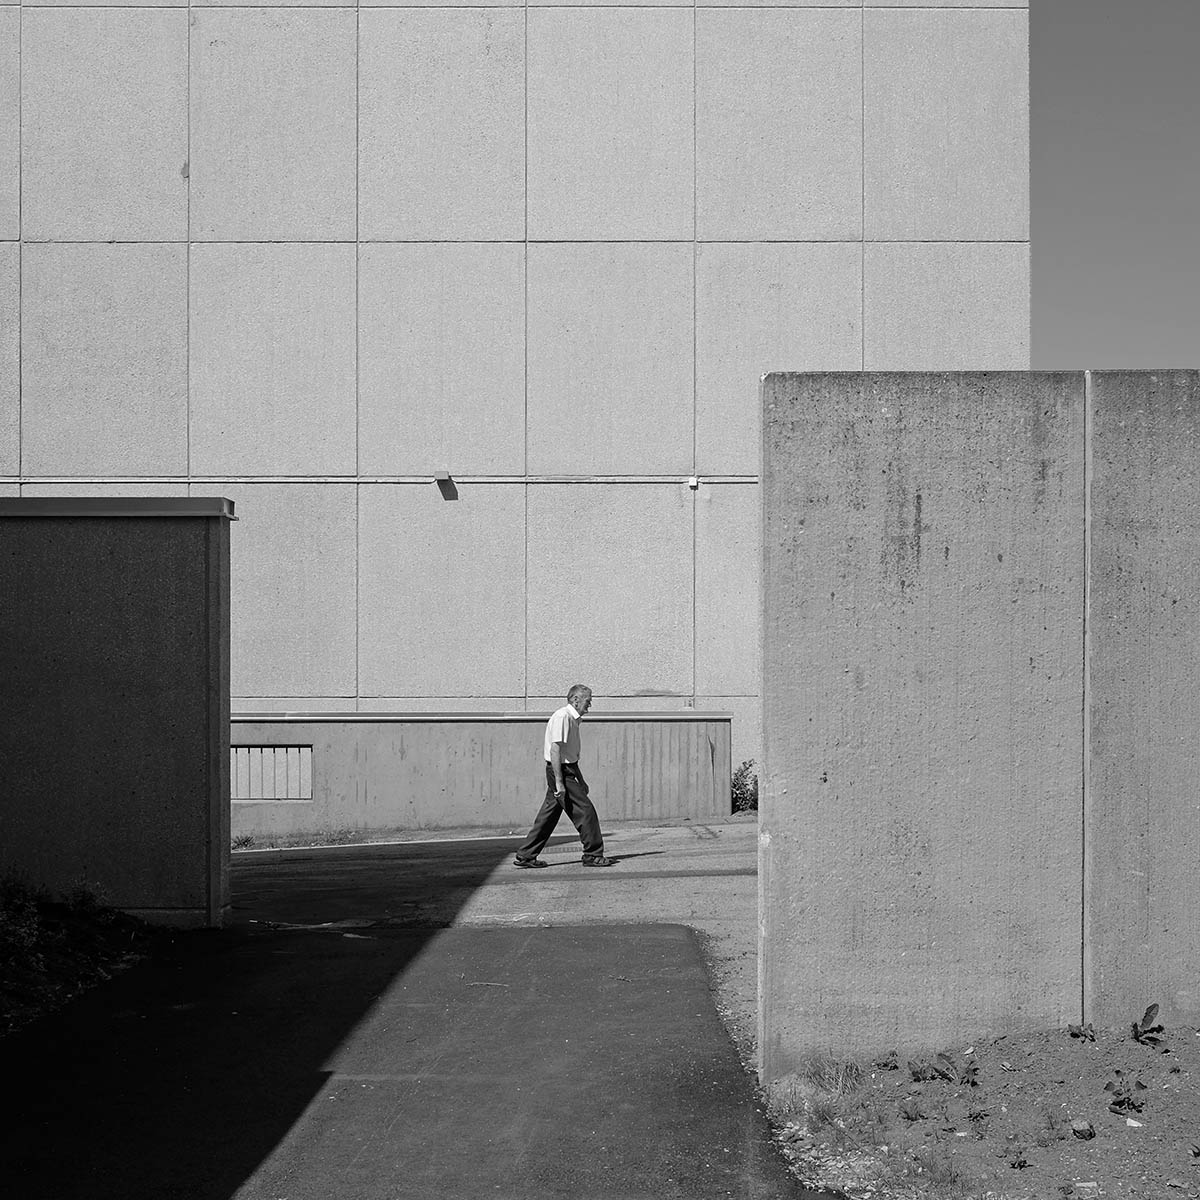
[1081,370,1093,1025]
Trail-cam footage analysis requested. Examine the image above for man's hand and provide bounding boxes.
[549,743,566,802]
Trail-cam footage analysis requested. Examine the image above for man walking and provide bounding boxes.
[513,684,614,868]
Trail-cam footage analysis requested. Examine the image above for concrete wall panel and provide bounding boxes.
[196,0,345,7]
[865,242,1030,370]
[527,484,693,696]
[22,483,190,497]
[233,697,357,712]
[864,9,1028,240]
[24,0,185,6]
[1088,370,1200,1026]
[527,695,692,713]
[873,1,1026,8]
[530,0,691,6]
[22,9,187,241]
[697,0,857,7]
[191,9,355,241]
[361,0,510,7]
[222,483,357,698]
[22,244,187,476]
[760,372,1084,1071]
[358,484,526,698]
[0,11,16,239]
[696,242,860,475]
[361,698,522,712]
[528,9,692,240]
[359,243,524,476]
[527,243,693,475]
[0,242,15,475]
[360,9,524,241]
[190,243,356,476]
[697,10,860,240]
[696,483,758,697]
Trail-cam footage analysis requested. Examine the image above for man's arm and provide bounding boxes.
[548,742,565,796]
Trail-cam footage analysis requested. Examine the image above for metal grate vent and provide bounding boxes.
[231,745,313,801]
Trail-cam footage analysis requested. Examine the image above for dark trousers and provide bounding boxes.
[516,762,604,860]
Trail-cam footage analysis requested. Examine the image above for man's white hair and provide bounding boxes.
[567,684,592,706]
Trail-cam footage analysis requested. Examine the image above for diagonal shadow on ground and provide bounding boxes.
[2,835,829,1199]
[1,836,566,1200]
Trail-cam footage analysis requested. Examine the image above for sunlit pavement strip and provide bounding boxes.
[232,820,760,931]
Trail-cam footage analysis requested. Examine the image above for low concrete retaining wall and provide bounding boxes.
[0,498,234,927]
[760,370,1200,1079]
[231,710,732,839]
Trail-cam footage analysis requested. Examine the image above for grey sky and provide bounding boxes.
[1032,0,1200,367]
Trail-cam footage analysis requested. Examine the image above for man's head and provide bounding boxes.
[567,684,593,715]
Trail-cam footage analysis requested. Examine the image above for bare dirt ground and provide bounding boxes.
[673,824,1200,1200]
[742,1012,1200,1200]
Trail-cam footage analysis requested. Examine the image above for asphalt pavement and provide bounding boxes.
[2,823,829,1199]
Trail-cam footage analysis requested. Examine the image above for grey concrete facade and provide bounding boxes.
[760,371,1200,1077]
[0,499,233,927]
[0,3,1030,769]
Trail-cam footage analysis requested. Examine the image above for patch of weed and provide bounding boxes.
[1131,1002,1165,1047]
[731,760,758,813]
[1104,1068,1147,1113]
[0,876,155,1038]
[1034,1105,1072,1147]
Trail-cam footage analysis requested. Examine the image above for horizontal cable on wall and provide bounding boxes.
[6,475,761,486]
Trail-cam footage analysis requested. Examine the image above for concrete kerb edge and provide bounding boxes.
[231,815,758,859]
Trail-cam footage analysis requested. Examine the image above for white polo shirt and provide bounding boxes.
[544,703,582,763]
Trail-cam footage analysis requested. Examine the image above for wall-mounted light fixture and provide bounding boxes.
[434,473,458,501]
[687,476,699,490]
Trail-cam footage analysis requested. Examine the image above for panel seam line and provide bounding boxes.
[1081,369,1092,1024]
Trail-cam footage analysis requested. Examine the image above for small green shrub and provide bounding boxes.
[231,834,256,851]
[731,759,759,812]
[0,876,155,1038]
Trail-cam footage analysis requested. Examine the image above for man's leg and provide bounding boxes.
[514,765,564,863]
[559,764,604,858]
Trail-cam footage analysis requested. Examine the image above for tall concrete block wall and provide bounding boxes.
[760,373,1084,1071]
[0,499,233,927]
[1087,370,1200,1029]
[761,369,1200,1077]
[0,3,1030,768]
